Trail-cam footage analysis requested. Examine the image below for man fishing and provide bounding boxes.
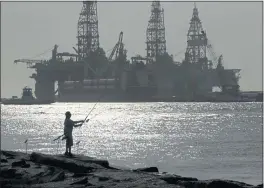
[63,111,84,157]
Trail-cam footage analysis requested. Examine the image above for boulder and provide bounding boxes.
[160,174,198,184]
[206,179,256,188]
[178,180,207,188]
[98,176,110,181]
[176,179,256,188]
[0,168,17,178]
[1,159,8,163]
[30,152,96,173]
[50,171,65,182]
[134,167,159,173]
[72,173,87,178]
[70,177,88,185]
[1,151,15,157]
[12,160,26,167]
[56,153,110,168]
[21,163,31,168]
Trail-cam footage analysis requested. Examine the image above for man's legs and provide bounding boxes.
[68,135,73,156]
[65,137,69,155]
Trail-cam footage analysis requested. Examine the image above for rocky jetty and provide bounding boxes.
[0,150,262,188]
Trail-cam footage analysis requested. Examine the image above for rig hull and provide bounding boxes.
[57,79,159,102]
[55,96,257,103]
[55,89,258,103]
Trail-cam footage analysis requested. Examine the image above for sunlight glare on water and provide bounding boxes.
[1,102,262,185]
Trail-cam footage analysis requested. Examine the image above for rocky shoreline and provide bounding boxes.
[0,150,262,188]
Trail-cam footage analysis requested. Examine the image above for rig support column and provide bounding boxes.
[35,79,55,102]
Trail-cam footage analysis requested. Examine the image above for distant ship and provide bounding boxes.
[1,87,53,105]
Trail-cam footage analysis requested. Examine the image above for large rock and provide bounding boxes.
[206,179,256,188]
[11,160,26,167]
[160,174,198,184]
[30,152,103,173]
[98,176,110,181]
[178,180,207,188]
[72,172,87,178]
[134,167,159,173]
[2,150,30,160]
[21,163,31,168]
[56,153,110,168]
[1,158,8,163]
[50,171,65,182]
[70,177,88,185]
[171,178,256,188]
[0,168,17,178]
[1,153,8,163]
[1,151,16,157]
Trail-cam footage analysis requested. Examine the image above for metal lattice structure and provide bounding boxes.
[146,1,166,63]
[185,3,208,64]
[77,1,99,60]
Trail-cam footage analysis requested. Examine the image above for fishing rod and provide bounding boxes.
[82,101,99,124]
[53,92,106,142]
[76,92,106,139]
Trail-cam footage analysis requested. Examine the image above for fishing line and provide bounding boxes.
[56,139,60,155]
[82,92,106,125]
[76,141,81,155]
[89,110,104,119]
[53,92,107,142]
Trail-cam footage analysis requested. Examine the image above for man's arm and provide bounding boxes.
[73,120,84,124]
[73,120,84,127]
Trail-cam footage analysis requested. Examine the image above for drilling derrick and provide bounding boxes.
[146,1,166,63]
[185,3,207,67]
[77,1,99,60]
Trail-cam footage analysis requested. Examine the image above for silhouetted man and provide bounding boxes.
[63,111,84,157]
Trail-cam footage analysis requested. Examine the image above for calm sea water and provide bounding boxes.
[1,102,262,185]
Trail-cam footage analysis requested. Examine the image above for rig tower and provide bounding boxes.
[77,1,100,60]
[185,3,208,66]
[146,1,166,63]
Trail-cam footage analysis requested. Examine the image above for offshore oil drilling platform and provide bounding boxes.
[14,1,241,103]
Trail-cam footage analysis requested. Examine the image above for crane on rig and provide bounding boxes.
[14,59,44,68]
[207,39,222,69]
[97,31,126,77]
[13,45,58,68]
[108,31,125,62]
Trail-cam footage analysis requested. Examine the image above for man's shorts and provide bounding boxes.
[65,134,73,147]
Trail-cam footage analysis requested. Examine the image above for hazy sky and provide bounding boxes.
[1,1,263,98]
